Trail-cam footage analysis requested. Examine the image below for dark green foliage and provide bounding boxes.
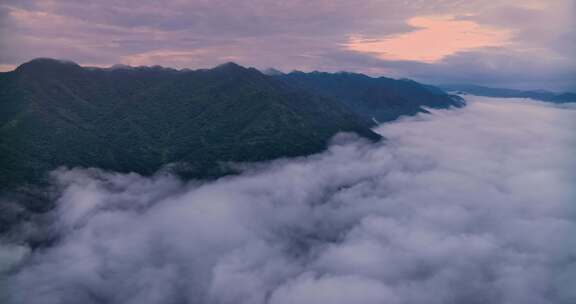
[0,59,380,192]
[276,71,465,124]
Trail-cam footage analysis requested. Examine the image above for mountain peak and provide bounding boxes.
[16,58,82,73]
[209,62,266,78]
[262,68,284,76]
[214,62,245,71]
[109,63,134,70]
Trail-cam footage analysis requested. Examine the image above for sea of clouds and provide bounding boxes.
[1,96,575,304]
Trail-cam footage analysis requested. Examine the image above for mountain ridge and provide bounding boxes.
[439,83,576,103]
[0,58,381,193]
[275,70,465,123]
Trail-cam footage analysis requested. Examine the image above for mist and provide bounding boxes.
[1,96,575,304]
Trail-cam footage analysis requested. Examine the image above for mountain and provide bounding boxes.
[262,68,284,76]
[275,71,465,124]
[440,84,576,103]
[0,58,381,194]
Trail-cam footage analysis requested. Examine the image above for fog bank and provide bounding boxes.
[1,96,575,304]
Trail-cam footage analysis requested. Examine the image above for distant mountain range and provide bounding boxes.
[0,59,461,203]
[439,84,576,103]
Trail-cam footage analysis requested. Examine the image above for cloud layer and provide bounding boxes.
[1,96,575,304]
[0,1,574,90]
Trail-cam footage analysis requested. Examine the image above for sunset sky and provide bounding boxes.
[0,0,574,90]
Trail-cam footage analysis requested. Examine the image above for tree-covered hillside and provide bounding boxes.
[0,59,380,192]
[276,71,464,124]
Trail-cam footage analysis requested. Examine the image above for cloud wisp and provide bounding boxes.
[1,96,575,304]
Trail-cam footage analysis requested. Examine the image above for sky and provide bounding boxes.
[2,95,575,304]
[0,0,575,91]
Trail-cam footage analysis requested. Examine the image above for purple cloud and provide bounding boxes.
[0,0,574,90]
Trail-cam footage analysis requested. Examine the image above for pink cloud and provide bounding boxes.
[0,64,16,72]
[345,15,511,63]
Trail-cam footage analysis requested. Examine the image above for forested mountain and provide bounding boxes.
[0,59,465,191]
[276,71,465,123]
[0,59,381,192]
[0,58,471,233]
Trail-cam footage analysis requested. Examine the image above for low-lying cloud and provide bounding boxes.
[1,96,575,304]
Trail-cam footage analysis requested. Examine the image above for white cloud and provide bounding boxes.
[1,96,575,304]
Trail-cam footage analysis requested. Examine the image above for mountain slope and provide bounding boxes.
[440,84,576,103]
[0,59,380,192]
[276,71,464,124]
